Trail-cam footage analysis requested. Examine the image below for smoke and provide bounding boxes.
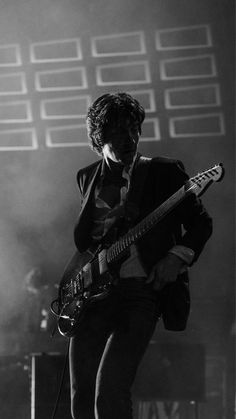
[0,149,81,353]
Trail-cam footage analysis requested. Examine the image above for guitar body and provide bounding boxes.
[56,246,115,337]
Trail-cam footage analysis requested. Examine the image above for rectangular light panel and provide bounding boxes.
[30,38,83,62]
[46,124,88,147]
[156,25,212,50]
[96,61,151,85]
[165,84,221,109]
[160,55,217,80]
[35,67,87,91]
[0,128,38,150]
[169,113,225,137]
[0,73,27,95]
[0,101,32,123]
[91,31,146,56]
[41,95,91,119]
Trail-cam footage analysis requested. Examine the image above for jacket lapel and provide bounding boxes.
[74,160,103,252]
[79,160,103,213]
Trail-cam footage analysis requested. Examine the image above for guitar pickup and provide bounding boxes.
[82,264,93,288]
[98,249,108,275]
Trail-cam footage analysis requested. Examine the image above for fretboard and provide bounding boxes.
[106,184,187,264]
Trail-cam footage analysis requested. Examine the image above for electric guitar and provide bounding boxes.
[51,164,224,337]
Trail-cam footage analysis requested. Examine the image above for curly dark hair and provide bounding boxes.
[86,92,145,155]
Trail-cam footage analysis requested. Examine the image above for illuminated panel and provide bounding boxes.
[46,124,88,147]
[160,55,217,80]
[0,101,32,123]
[91,31,146,57]
[0,44,22,66]
[140,118,160,141]
[165,84,221,109]
[0,73,27,95]
[35,67,87,91]
[96,61,151,86]
[127,89,156,112]
[0,128,38,151]
[41,95,91,119]
[30,38,83,63]
[156,25,212,50]
[169,113,225,138]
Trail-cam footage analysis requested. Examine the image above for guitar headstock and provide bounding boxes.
[186,163,225,197]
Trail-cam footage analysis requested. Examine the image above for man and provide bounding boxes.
[66,92,212,419]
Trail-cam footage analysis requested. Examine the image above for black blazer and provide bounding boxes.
[74,155,212,275]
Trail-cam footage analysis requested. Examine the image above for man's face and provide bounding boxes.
[102,120,140,166]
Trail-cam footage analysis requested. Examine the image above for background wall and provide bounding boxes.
[0,0,234,418]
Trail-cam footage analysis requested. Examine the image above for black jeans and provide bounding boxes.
[69,278,160,419]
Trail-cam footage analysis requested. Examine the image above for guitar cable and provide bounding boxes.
[50,299,65,337]
[51,337,71,419]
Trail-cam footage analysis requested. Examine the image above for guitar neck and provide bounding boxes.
[106,185,186,264]
[106,162,224,265]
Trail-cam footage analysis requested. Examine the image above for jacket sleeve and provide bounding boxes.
[172,161,213,264]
